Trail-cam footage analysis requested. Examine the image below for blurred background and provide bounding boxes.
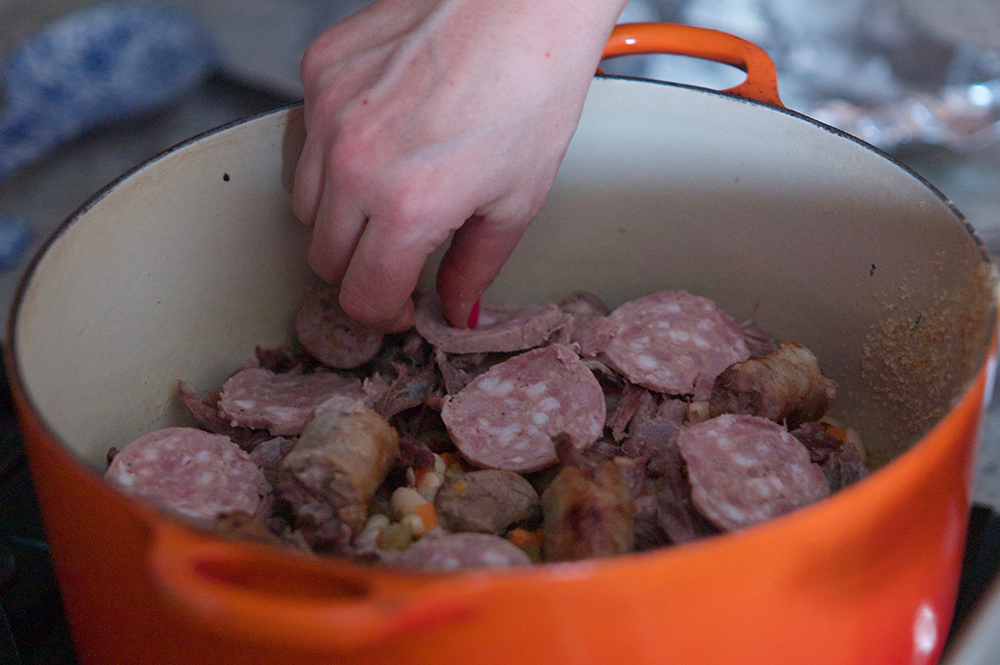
[0,0,998,662]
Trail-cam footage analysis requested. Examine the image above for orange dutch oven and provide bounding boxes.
[4,24,997,665]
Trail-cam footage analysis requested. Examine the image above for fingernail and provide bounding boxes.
[468,299,481,329]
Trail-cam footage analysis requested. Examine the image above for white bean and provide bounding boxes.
[391,486,428,519]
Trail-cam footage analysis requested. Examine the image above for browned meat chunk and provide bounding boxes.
[277,396,399,533]
[605,382,650,443]
[652,440,719,545]
[790,422,869,491]
[738,320,780,358]
[677,414,830,531]
[632,494,670,551]
[708,341,837,429]
[212,510,304,550]
[540,435,636,562]
[434,470,541,534]
[415,292,569,354]
[293,285,384,369]
[247,436,296,486]
[441,344,606,472]
[434,348,508,395]
[372,363,438,420]
[621,395,687,461]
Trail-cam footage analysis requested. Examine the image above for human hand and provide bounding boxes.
[292,0,628,331]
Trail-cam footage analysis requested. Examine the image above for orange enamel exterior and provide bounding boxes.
[9,347,994,664]
[4,23,996,665]
[604,23,784,107]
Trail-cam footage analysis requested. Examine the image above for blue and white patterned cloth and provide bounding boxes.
[0,2,219,269]
[0,1,220,181]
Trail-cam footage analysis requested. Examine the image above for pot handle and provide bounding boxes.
[147,521,485,652]
[602,23,784,108]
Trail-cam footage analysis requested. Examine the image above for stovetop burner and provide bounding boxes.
[0,375,76,664]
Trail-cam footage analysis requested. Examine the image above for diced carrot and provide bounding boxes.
[824,423,847,442]
[413,467,432,485]
[414,501,439,531]
[439,452,463,469]
[506,527,544,550]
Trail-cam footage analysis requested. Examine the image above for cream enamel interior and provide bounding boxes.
[11,77,997,473]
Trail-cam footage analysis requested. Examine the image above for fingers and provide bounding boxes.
[307,189,368,284]
[435,214,529,328]
[336,216,445,332]
[291,134,325,226]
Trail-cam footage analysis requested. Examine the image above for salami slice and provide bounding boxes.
[598,291,750,400]
[393,532,532,572]
[414,292,569,354]
[105,427,267,524]
[218,368,364,436]
[293,285,384,369]
[677,414,829,531]
[441,344,605,472]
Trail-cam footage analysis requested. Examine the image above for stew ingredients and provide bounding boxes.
[104,287,867,571]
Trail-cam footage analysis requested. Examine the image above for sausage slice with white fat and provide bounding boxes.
[415,292,569,354]
[217,368,365,436]
[596,291,750,400]
[393,532,532,572]
[677,414,829,531]
[441,344,605,472]
[105,427,267,524]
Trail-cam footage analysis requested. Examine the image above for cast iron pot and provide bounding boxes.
[4,24,997,665]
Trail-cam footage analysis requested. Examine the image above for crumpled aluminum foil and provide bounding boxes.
[615,0,1000,153]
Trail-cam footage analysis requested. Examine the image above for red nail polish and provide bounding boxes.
[468,299,481,329]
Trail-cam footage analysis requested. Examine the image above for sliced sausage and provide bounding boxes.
[415,292,569,354]
[440,344,606,472]
[392,532,532,572]
[677,414,829,531]
[293,285,384,369]
[709,341,837,429]
[217,368,364,436]
[105,427,267,524]
[597,291,750,400]
[277,396,400,533]
[176,380,270,450]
